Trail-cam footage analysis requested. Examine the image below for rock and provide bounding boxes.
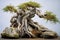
[1,27,19,39]
[33,22,58,38]
[40,31,58,38]
[28,22,58,38]
[38,26,58,38]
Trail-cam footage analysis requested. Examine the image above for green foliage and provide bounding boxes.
[44,11,59,23]
[3,5,17,13]
[3,1,59,24]
[18,1,41,9]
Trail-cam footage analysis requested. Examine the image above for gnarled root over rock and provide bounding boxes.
[1,21,58,39]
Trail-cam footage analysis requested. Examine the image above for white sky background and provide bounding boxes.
[0,0,60,35]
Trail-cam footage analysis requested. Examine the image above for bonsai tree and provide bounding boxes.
[1,1,59,38]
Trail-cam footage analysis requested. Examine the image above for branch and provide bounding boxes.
[36,10,60,23]
[36,9,44,18]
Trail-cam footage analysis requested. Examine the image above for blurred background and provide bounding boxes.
[0,0,60,36]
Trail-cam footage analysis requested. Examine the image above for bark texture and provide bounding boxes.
[1,7,58,39]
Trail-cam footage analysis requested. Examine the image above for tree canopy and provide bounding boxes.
[18,1,41,9]
[3,5,17,13]
[44,11,60,23]
[3,1,60,23]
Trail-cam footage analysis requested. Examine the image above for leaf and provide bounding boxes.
[44,11,60,23]
[18,1,41,9]
[3,5,17,13]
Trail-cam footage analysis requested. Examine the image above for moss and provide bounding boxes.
[1,33,10,37]
[18,1,41,9]
[14,34,19,38]
[1,33,19,38]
